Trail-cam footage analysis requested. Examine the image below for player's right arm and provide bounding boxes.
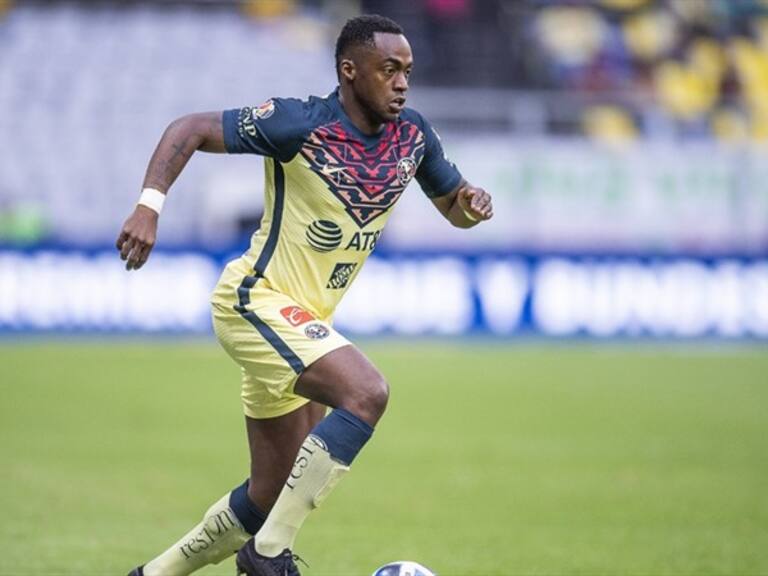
[116,112,225,271]
[117,99,308,271]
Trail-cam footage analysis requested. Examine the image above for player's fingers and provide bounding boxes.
[473,195,491,218]
[470,190,489,210]
[133,243,154,270]
[469,194,484,211]
[119,236,135,261]
[458,186,475,205]
[129,237,151,270]
[131,248,145,270]
[126,242,144,271]
[116,230,129,250]
[124,244,137,270]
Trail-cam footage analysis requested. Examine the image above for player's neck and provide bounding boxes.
[338,87,385,136]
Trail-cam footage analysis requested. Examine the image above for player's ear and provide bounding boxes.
[339,59,356,82]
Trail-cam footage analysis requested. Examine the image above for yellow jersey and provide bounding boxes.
[211,88,462,321]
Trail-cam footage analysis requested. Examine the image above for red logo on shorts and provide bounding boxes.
[280,306,314,327]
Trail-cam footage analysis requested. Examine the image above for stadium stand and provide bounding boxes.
[0,2,339,246]
[1,0,767,247]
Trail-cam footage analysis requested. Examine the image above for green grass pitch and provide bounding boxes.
[1,341,767,575]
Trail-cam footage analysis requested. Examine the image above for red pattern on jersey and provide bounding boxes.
[300,120,425,228]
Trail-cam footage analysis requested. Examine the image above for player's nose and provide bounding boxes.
[393,71,408,92]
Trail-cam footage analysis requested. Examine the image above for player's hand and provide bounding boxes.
[458,185,493,222]
[116,205,158,271]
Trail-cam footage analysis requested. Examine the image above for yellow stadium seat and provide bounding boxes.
[535,6,606,66]
[582,105,638,143]
[688,37,726,84]
[731,39,768,111]
[622,9,678,62]
[654,60,718,120]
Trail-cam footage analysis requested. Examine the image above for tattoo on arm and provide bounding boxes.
[170,141,190,163]
[142,112,225,191]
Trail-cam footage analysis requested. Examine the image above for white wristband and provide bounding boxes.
[137,187,166,215]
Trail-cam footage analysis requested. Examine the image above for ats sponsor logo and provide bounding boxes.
[306,220,381,253]
[280,306,314,327]
[327,262,358,289]
[306,220,343,252]
[345,230,381,251]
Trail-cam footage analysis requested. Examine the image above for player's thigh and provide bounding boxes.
[294,344,389,426]
[211,292,349,419]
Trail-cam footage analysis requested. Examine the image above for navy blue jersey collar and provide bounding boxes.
[330,87,393,147]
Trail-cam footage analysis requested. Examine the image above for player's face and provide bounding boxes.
[354,32,413,123]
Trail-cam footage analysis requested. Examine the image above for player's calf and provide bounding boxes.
[250,407,374,559]
[236,346,384,566]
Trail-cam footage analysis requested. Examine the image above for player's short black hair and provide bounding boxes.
[335,14,404,78]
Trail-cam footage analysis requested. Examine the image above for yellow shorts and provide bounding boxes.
[211,279,350,419]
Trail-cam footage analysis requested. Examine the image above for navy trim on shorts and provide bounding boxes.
[234,159,305,374]
[236,303,305,374]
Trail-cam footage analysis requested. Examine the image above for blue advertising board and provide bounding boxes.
[1,248,766,339]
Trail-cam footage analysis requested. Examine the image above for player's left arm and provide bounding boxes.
[431,180,493,228]
[414,115,492,228]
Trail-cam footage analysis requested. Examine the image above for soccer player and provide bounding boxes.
[118,14,492,576]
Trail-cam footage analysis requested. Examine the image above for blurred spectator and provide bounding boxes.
[4,0,768,148]
[525,0,768,140]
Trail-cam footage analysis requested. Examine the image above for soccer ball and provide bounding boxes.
[371,561,437,576]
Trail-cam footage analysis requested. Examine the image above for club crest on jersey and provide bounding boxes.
[396,156,417,186]
[304,323,330,340]
[280,306,314,327]
[326,262,358,289]
[252,99,275,120]
[306,220,343,252]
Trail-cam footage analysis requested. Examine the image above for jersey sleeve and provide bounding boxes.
[415,119,463,199]
[222,97,308,162]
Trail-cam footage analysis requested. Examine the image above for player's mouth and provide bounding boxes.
[388,97,406,113]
